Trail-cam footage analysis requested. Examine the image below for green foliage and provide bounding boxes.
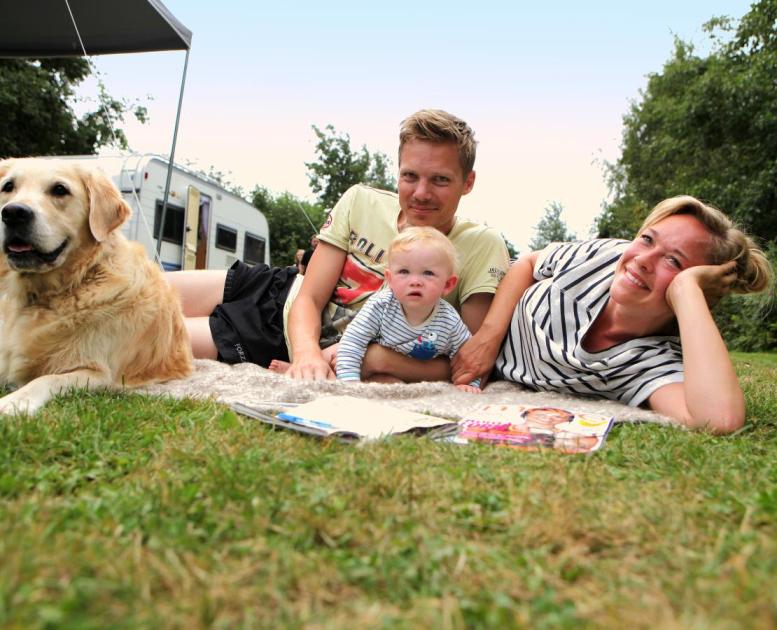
[503,236,519,260]
[597,0,777,349]
[529,201,576,251]
[714,245,777,351]
[251,186,326,267]
[0,354,776,626]
[0,58,146,157]
[306,124,397,210]
[598,0,777,239]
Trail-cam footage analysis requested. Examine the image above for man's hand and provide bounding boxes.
[286,351,335,380]
[666,260,737,311]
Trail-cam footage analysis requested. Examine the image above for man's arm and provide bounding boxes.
[361,345,451,382]
[287,242,347,380]
[360,292,494,383]
[459,292,493,333]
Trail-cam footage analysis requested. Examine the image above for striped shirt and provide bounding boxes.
[495,239,685,406]
[336,289,477,385]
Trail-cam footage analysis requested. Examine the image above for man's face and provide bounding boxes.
[397,139,475,234]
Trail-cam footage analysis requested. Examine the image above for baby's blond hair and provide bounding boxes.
[387,226,458,275]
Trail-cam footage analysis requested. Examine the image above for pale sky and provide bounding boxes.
[79,0,753,251]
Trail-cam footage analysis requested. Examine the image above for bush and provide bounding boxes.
[715,244,777,351]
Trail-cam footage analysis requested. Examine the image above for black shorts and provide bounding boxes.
[209,261,298,367]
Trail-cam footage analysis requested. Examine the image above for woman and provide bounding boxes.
[452,196,772,434]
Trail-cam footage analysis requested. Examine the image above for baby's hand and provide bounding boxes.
[455,383,481,394]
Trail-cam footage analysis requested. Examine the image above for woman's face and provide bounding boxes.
[611,214,712,320]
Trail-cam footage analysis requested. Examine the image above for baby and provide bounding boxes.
[336,226,480,392]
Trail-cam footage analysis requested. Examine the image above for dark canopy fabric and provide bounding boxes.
[0,0,192,57]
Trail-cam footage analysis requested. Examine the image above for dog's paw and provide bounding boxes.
[0,392,42,416]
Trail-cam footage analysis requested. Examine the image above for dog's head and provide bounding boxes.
[0,158,131,272]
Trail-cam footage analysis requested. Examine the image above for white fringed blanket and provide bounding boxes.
[141,359,671,426]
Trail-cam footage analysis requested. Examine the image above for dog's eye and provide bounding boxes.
[1,180,13,193]
[51,183,70,197]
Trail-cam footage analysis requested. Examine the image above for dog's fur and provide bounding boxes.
[0,158,193,414]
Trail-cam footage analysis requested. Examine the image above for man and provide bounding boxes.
[286,109,508,380]
[166,109,509,381]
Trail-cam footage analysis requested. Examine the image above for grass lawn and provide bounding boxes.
[1,353,776,628]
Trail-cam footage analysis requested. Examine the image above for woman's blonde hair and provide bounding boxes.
[388,226,459,275]
[639,195,773,294]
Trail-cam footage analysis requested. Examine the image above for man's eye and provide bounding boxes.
[1,180,13,193]
[433,176,450,185]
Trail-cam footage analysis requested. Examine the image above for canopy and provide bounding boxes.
[0,0,191,57]
[0,0,192,262]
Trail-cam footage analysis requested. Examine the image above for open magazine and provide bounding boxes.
[231,396,458,441]
[447,403,614,453]
[232,397,613,452]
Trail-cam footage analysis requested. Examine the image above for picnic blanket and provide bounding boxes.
[141,359,672,426]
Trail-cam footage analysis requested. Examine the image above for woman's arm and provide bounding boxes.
[650,261,742,434]
[451,251,539,386]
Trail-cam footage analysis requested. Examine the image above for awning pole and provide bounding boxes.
[156,47,190,263]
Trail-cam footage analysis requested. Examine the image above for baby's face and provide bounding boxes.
[386,247,455,311]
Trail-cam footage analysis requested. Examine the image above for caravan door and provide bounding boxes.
[183,185,200,270]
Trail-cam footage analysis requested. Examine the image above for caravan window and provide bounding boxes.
[244,232,266,265]
[215,224,237,252]
[153,200,185,244]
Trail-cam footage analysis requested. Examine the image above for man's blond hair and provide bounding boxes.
[387,226,459,275]
[399,109,477,177]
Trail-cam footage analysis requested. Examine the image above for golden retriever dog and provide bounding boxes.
[0,158,193,414]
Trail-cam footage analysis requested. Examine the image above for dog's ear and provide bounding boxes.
[0,158,14,180]
[85,168,131,242]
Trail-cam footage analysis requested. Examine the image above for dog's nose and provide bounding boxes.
[1,203,34,227]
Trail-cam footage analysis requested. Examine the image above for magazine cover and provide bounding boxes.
[450,404,614,453]
[232,396,457,441]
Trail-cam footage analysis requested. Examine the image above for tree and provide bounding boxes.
[0,58,146,157]
[251,186,326,267]
[529,202,576,251]
[595,0,777,350]
[503,236,519,260]
[596,0,777,243]
[306,124,397,209]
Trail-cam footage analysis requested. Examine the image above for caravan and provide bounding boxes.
[60,154,270,271]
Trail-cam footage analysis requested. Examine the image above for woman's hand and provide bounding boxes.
[666,260,737,311]
[451,332,501,387]
[655,259,744,434]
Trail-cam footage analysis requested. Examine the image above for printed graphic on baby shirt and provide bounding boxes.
[409,331,438,360]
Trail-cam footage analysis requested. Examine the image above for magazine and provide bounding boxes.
[447,404,614,454]
[231,395,458,441]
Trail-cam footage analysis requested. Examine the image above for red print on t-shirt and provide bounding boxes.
[334,255,384,305]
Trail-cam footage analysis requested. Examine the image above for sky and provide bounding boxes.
[79,0,754,251]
